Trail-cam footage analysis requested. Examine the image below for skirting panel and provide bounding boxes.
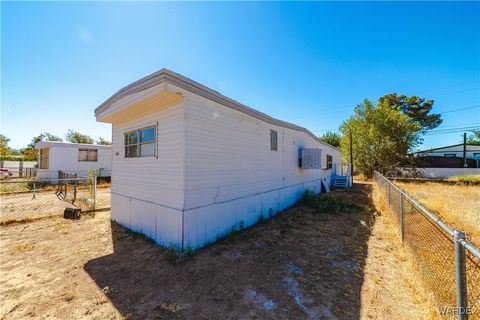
[183,179,324,249]
[110,193,183,248]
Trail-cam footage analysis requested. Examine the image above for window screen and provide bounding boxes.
[78,149,98,161]
[125,126,156,158]
[270,130,278,151]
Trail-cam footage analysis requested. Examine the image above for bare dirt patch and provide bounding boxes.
[1,183,429,319]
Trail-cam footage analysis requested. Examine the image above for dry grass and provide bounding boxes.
[395,181,480,245]
[371,183,440,320]
[446,175,480,184]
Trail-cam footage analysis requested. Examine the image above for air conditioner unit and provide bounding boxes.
[299,148,322,169]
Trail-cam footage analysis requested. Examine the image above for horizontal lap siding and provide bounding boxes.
[111,101,184,210]
[184,93,340,210]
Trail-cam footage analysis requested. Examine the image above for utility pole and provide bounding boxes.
[349,128,354,182]
[463,132,467,168]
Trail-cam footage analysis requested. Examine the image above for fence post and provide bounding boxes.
[399,192,404,242]
[19,160,23,178]
[93,173,97,211]
[388,182,391,208]
[454,230,467,320]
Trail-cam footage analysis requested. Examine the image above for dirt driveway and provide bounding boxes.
[0,183,431,319]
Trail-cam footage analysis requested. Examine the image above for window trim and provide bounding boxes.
[124,125,157,158]
[78,149,98,162]
[270,129,278,151]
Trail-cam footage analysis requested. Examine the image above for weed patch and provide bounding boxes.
[299,191,366,214]
[165,245,195,265]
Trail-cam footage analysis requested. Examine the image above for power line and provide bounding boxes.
[437,105,480,114]
[426,127,480,136]
[408,80,480,95]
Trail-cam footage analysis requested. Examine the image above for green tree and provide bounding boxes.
[0,134,12,159]
[20,132,63,161]
[466,130,480,145]
[96,137,111,145]
[378,93,442,131]
[65,130,94,144]
[319,131,341,148]
[340,99,421,178]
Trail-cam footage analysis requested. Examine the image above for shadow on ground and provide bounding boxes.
[84,183,375,320]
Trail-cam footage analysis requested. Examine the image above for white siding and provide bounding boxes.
[181,91,341,248]
[110,100,185,210]
[36,146,112,179]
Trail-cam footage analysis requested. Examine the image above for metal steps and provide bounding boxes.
[333,176,349,188]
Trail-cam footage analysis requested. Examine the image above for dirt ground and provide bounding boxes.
[0,188,111,223]
[0,182,431,319]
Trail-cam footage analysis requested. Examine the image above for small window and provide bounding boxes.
[443,154,456,157]
[125,126,156,158]
[270,130,278,151]
[78,149,98,162]
[473,153,480,158]
[39,148,49,169]
[326,154,333,169]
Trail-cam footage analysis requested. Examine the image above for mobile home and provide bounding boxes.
[95,69,342,250]
[35,141,112,179]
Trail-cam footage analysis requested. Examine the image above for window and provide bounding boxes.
[78,149,98,162]
[326,154,333,169]
[39,148,49,169]
[474,153,480,158]
[444,154,456,157]
[270,130,278,151]
[125,126,156,158]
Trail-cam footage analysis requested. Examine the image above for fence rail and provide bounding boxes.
[0,175,110,222]
[374,171,480,320]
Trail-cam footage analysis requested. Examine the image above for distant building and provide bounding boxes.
[35,141,112,179]
[413,144,480,168]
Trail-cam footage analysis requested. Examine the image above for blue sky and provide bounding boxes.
[2,1,479,150]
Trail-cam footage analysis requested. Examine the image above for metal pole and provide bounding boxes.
[32,182,36,199]
[349,128,353,176]
[388,183,391,208]
[463,133,467,168]
[399,192,404,242]
[454,230,467,320]
[19,160,23,178]
[93,174,97,211]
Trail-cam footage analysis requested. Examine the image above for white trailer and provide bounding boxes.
[35,141,112,179]
[95,69,342,250]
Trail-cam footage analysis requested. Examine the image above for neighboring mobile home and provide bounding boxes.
[35,141,112,179]
[95,69,342,250]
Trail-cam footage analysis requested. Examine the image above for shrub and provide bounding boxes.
[165,245,194,265]
[299,191,365,214]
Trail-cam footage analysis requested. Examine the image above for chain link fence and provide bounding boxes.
[0,175,110,223]
[374,171,480,319]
